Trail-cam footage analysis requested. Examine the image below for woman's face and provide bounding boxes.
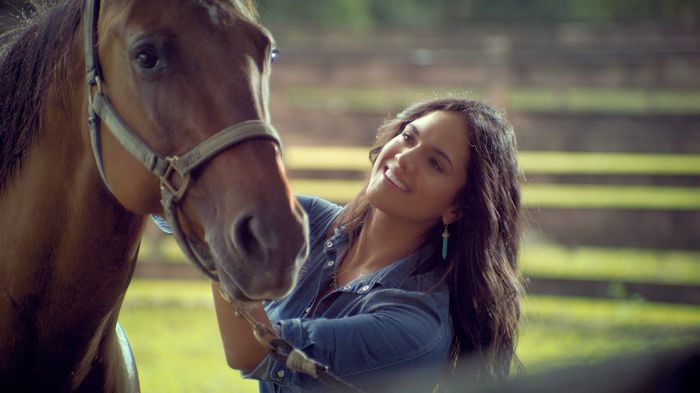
[366,110,469,226]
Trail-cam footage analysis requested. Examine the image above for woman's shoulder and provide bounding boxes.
[297,195,341,216]
[296,195,343,237]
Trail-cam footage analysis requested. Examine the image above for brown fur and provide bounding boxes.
[0,1,306,392]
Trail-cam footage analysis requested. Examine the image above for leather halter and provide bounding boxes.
[82,0,281,280]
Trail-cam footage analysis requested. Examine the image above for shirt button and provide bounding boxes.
[304,306,312,314]
[361,285,370,292]
[326,241,333,248]
[276,369,286,378]
[344,285,351,290]
[327,260,335,267]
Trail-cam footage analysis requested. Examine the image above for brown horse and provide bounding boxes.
[0,0,308,391]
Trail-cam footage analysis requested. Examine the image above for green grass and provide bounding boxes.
[287,86,700,114]
[119,280,700,392]
[120,281,259,393]
[285,146,700,175]
[288,178,700,209]
[519,295,700,371]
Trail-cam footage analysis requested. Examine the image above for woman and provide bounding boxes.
[211,97,525,392]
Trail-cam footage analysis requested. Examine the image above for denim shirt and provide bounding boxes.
[244,196,453,393]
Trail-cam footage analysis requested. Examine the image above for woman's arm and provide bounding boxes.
[210,196,338,372]
[244,289,451,392]
[211,282,271,372]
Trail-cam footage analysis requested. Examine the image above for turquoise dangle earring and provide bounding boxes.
[441,223,450,260]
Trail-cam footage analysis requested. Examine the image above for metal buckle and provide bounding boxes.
[161,156,190,202]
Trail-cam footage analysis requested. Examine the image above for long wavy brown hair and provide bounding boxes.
[330,97,525,383]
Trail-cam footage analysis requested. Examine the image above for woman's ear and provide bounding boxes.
[442,206,461,225]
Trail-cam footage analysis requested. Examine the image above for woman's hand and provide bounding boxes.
[211,282,272,372]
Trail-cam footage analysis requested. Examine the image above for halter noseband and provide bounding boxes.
[82,0,281,280]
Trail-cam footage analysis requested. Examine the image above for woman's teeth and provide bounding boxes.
[385,168,409,192]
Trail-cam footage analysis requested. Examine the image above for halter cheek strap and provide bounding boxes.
[89,90,280,202]
[82,0,281,280]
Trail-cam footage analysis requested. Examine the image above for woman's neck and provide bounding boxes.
[339,209,432,281]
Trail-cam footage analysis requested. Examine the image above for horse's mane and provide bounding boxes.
[0,0,82,193]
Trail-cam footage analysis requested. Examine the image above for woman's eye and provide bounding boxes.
[135,51,159,69]
[430,158,443,172]
[271,48,280,63]
[401,131,413,143]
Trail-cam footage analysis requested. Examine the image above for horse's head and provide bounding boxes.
[85,0,308,301]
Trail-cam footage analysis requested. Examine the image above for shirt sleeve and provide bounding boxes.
[243,288,451,392]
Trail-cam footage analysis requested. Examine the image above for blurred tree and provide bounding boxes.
[368,0,440,29]
[438,0,475,29]
[258,0,372,30]
[3,0,698,31]
[257,0,699,29]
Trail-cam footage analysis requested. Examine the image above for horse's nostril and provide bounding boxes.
[231,214,265,261]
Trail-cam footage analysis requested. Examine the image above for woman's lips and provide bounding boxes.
[384,167,410,192]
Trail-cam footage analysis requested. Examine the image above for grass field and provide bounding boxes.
[119,280,700,393]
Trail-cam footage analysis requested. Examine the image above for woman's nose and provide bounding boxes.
[395,149,415,173]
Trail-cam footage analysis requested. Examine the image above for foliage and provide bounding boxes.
[256,0,700,30]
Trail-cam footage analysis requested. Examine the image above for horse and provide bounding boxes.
[0,0,309,391]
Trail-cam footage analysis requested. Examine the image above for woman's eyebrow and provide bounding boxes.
[407,124,454,171]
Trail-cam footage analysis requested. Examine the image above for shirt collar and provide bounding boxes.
[323,228,438,291]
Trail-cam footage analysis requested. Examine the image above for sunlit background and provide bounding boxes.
[3,1,699,392]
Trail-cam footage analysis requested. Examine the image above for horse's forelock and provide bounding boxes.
[222,0,259,22]
[240,0,259,21]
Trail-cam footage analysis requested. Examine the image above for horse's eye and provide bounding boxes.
[135,51,159,69]
[271,48,279,63]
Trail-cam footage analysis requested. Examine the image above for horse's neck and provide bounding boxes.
[0,68,145,384]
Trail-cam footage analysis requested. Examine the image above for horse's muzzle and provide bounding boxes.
[225,207,308,300]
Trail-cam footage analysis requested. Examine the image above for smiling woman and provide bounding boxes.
[207,97,525,393]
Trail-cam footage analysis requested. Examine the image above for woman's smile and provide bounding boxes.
[383,166,411,192]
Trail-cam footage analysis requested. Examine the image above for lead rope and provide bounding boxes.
[218,287,363,393]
